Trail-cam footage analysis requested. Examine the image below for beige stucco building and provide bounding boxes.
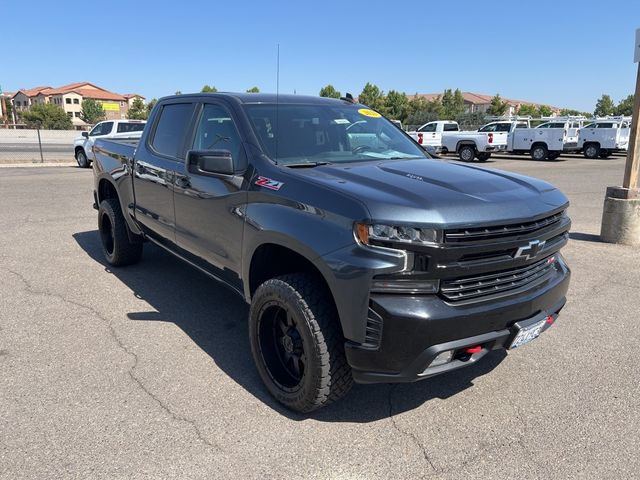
[11,82,145,127]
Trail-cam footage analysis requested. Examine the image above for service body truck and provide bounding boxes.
[577,117,631,158]
[506,118,585,161]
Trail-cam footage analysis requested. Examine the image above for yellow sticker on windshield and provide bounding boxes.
[358,108,382,118]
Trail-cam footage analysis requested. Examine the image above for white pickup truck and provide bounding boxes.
[441,120,529,162]
[506,118,585,160]
[407,121,459,151]
[577,117,631,158]
[73,119,146,168]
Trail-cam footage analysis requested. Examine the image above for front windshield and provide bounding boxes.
[244,103,426,165]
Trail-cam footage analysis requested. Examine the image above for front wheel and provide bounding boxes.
[458,145,476,162]
[249,273,353,412]
[76,149,90,168]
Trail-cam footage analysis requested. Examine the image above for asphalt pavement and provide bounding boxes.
[1,155,639,479]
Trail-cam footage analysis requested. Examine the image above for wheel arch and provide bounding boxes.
[456,140,477,152]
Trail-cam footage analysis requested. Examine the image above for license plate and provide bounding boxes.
[509,318,546,349]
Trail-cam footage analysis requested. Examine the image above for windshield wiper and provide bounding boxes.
[283,161,332,168]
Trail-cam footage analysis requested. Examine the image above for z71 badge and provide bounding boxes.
[255,176,284,191]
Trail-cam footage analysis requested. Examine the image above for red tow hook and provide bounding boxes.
[463,345,482,354]
[546,315,555,325]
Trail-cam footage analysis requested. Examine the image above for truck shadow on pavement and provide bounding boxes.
[73,230,506,422]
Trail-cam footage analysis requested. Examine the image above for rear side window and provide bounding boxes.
[443,123,459,132]
[151,103,194,158]
[117,122,145,133]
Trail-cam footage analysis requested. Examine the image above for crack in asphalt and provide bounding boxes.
[387,385,437,472]
[2,266,221,452]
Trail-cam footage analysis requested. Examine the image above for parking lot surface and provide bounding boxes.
[1,154,639,479]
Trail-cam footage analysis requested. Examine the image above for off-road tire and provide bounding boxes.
[98,198,143,266]
[458,145,476,162]
[76,149,90,168]
[249,273,353,412]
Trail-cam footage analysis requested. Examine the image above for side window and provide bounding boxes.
[419,123,437,133]
[443,123,458,132]
[117,122,145,133]
[151,103,194,159]
[100,122,114,135]
[89,123,103,136]
[537,123,550,129]
[479,123,497,132]
[192,104,244,168]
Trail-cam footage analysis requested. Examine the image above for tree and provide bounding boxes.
[358,82,385,111]
[201,85,217,93]
[594,94,615,117]
[175,90,182,95]
[615,95,634,116]
[559,108,583,116]
[319,84,341,98]
[22,103,73,129]
[384,90,410,121]
[80,99,105,124]
[246,86,260,93]
[517,104,538,117]
[537,105,553,117]
[127,98,147,120]
[487,94,509,116]
[405,95,443,125]
[146,98,158,116]
[441,89,465,118]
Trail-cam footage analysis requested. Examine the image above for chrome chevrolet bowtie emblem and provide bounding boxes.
[514,240,546,260]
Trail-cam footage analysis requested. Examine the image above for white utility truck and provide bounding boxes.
[440,119,530,162]
[506,117,586,160]
[407,120,459,151]
[577,117,631,158]
[73,119,146,168]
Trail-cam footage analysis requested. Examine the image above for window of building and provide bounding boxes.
[67,112,73,118]
[73,98,79,104]
[151,103,194,159]
[66,98,71,104]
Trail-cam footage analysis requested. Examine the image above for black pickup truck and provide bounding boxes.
[92,93,571,412]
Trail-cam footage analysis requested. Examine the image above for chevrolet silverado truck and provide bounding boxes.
[441,120,530,162]
[92,93,571,412]
[74,119,146,168]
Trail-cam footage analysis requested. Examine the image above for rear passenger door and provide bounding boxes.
[133,102,196,244]
[173,102,247,290]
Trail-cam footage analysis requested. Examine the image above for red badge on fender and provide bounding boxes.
[255,176,284,191]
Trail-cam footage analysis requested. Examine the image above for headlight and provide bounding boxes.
[355,222,441,246]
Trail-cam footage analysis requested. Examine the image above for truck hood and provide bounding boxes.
[289,158,568,226]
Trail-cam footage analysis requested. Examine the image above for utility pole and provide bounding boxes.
[600,28,640,245]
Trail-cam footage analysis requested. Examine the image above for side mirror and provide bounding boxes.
[82,131,89,138]
[187,149,234,176]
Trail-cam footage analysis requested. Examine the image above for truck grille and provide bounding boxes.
[440,256,556,302]
[444,212,564,243]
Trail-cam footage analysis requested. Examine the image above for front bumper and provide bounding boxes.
[345,258,570,383]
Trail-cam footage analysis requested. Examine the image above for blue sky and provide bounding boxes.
[3,0,639,111]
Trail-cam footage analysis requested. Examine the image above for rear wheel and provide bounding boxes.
[476,152,491,162]
[98,198,143,266]
[531,144,548,161]
[584,143,600,159]
[458,145,475,162]
[249,273,353,412]
[76,149,90,168]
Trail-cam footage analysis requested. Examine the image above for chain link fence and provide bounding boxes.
[0,127,78,164]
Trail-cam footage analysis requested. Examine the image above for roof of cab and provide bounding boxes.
[160,92,357,105]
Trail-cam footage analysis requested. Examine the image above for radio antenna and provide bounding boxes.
[275,43,280,163]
